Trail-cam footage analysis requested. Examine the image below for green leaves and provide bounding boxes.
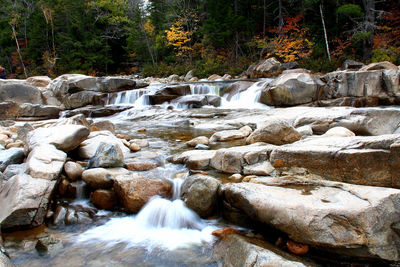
[337,4,364,18]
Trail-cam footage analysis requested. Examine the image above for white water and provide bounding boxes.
[107,81,272,109]
[77,177,217,251]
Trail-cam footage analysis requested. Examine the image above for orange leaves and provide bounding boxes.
[263,16,313,62]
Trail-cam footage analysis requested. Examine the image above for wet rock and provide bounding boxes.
[213,234,315,267]
[26,125,90,152]
[220,177,400,261]
[113,175,172,213]
[6,140,24,149]
[97,77,139,93]
[0,249,14,267]
[64,161,84,181]
[61,105,131,118]
[0,148,25,172]
[170,150,216,170]
[65,209,78,225]
[195,144,210,150]
[224,81,255,101]
[270,134,400,188]
[87,142,124,169]
[322,126,355,137]
[130,139,149,148]
[53,206,67,226]
[26,76,52,87]
[90,120,115,134]
[17,103,61,119]
[0,174,56,230]
[184,70,195,81]
[78,130,130,159]
[82,167,129,189]
[35,236,63,256]
[65,91,105,109]
[210,143,276,174]
[228,173,243,182]
[58,178,70,196]
[212,228,241,239]
[286,240,309,255]
[243,161,276,176]
[259,72,325,106]
[186,136,209,147]
[90,189,117,210]
[3,163,26,181]
[26,144,67,180]
[246,119,301,145]
[208,74,223,81]
[181,174,221,218]
[246,57,282,78]
[210,126,252,142]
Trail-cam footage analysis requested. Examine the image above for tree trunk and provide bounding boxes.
[362,0,375,61]
[263,0,266,37]
[10,25,28,78]
[320,2,331,61]
[278,0,284,33]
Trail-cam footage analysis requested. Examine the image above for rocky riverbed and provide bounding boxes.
[1,59,400,266]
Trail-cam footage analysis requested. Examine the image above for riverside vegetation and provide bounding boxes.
[0,58,400,266]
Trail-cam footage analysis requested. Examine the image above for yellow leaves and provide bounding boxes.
[165,18,194,57]
[144,19,154,35]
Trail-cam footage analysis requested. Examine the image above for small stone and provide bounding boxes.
[129,142,141,152]
[53,206,67,226]
[322,126,355,137]
[65,209,78,225]
[116,134,129,140]
[58,179,70,196]
[175,173,186,178]
[212,228,241,239]
[87,142,124,169]
[5,140,24,149]
[186,136,209,147]
[137,128,146,133]
[121,139,130,147]
[286,240,309,255]
[35,236,63,257]
[228,174,243,182]
[125,161,158,171]
[130,139,149,148]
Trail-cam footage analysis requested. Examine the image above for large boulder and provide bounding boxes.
[172,95,221,108]
[246,58,282,78]
[270,134,400,188]
[181,174,221,218]
[97,77,139,93]
[213,234,315,267]
[360,61,399,71]
[26,125,89,152]
[0,148,25,172]
[246,119,301,145]
[224,81,255,101]
[210,143,276,174]
[87,142,124,168]
[220,177,400,261]
[64,91,105,109]
[82,167,130,189]
[0,81,43,104]
[78,130,129,159]
[149,85,191,105]
[26,76,52,87]
[113,175,172,213]
[0,174,56,230]
[0,102,60,120]
[26,144,67,180]
[259,72,325,106]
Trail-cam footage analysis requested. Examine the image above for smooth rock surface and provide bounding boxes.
[246,119,301,145]
[0,174,56,230]
[220,177,400,261]
[186,136,209,147]
[78,131,130,159]
[181,174,221,218]
[82,167,130,189]
[64,161,84,181]
[213,234,315,267]
[170,150,216,170]
[90,189,117,210]
[26,125,90,152]
[113,175,172,213]
[26,144,67,180]
[270,134,400,187]
[87,142,124,168]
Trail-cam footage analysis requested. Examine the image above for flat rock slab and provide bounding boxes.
[220,177,400,261]
[0,148,25,172]
[170,150,216,170]
[270,134,400,187]
[0,174,56,231]
[213,234,316,267]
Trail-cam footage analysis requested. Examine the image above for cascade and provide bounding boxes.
[77,176,216,250]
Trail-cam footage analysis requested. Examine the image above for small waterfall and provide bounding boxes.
[189,84,220,96]
[72,180,86,200]
[220,79,272,109]
[77,175,216,250]
[108,89,152,106]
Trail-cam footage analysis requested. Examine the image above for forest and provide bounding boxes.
[0,0,399,78]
